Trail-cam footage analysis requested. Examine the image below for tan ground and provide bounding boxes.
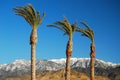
[6,70,110,80]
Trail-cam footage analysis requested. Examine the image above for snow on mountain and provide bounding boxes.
[0,60,30,73]
[49,58,66,65]
[95,59,119,68]
[0,58,119,80]
[71,58,90,68]
[36,60,64,71]
[49,58,83,66]
[0,59,65,80]
[49,58,119,68]
[0,58,119,73]
[0,64,7,69]
[0,59,64,74]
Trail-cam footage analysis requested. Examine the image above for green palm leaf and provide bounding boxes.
[13,4,45,29]
[76,22,94,42]
[47,16,76,38]
[81,21,91,30]
[54,21,70,35]
[47,24,67,34]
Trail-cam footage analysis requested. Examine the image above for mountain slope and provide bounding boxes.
[0,58,120,80]
[50,58,119,68]
[6,69,111,80]
[0,60,64,80]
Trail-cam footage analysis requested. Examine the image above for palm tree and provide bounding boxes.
[76,22,95,80]
[48,17,76,80]
[13,4,45,80]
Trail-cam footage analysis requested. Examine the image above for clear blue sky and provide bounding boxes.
[0,0,120,64]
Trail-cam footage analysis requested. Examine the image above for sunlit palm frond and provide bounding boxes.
[54,21,70,35]
[13,5,35,27]
[13,4,45,29]
[13,6,33,26]
[25,4,36,21]
[47,24,67,34]
[81,21,91,30]
[36,12,45,26]
[84,30,94,42]
[84,27,94,42]
[77,22,94,42]
[77,27,90,38]
[76,27,84,33]
[71,22,77,32]
[48,17,74,39]
[63,16,72,33]
[36,11,40,25]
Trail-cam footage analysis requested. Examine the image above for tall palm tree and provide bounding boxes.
[13,4,45,80]
[48,17,76,80]
[76,22,95,80]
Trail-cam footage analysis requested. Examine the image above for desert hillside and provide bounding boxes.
[6,69,110,80]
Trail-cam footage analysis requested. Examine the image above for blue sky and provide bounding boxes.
[0,0,120,64]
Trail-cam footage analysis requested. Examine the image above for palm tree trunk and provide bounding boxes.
[30,29,37,80]
[31,44,36,80]
[90,43,95,80]
[65,40,72,80]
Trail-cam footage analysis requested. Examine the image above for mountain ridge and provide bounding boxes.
[0,58,120,69]
[0,58,120,80]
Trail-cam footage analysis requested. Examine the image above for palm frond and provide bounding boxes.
[63,16,72,32]
[81,32,90,38]
[71,22,77,32]
[38,12,46,25]
[13,4,45,29]
[27,4,36,19]
[76,27,84,33]
[36,11,40,25]
[84,26,94,42]
[47,24,67,34]
[77,22,94,42]
[48,17,74,38]
[84,29,93,41]
[81,21,91,30]
[54,21,70,35]
[14,7,34,27]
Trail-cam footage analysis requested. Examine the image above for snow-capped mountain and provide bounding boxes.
[49,58,119,68]
[0,58,120,80]
[0,58,119,72]
[0,59,64,80]
[0,60,64,73]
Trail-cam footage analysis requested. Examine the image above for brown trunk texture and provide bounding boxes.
[90,43,95,80]
[30,29,37,80]
[30,29,37,45]
[31,44,36,80]
[65,40,72,80]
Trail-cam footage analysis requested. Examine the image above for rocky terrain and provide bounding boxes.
[0,58,120,80]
